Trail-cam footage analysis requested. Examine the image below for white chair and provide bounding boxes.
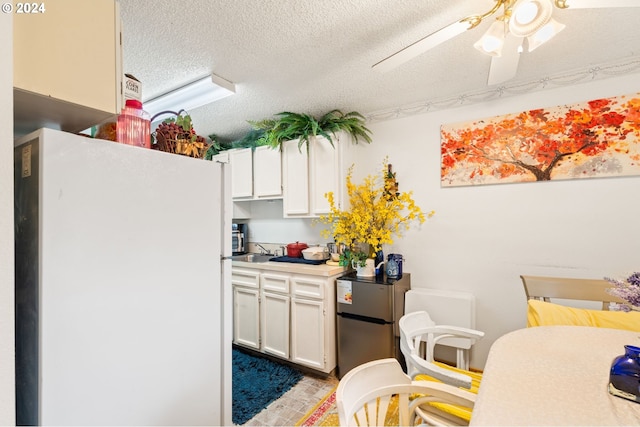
[400,310,484,388]
[399,311,484,425]
[404,288,477,370]
[336,358,476,427]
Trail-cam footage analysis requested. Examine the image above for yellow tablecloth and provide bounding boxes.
[470,326,640,426]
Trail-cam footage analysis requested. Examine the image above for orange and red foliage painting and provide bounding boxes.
[441,93,640,187]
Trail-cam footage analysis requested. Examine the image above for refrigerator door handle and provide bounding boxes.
[338,311,389,325]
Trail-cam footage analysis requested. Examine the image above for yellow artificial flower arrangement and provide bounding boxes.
[317,158,433,265]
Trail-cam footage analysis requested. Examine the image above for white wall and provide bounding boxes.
[0,11,15,426]
[247,73,640,369]
[237,199,330,246]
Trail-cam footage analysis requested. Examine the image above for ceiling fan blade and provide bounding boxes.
[487,36,524,85]
[558,0,640,8]
[372,20,471,73]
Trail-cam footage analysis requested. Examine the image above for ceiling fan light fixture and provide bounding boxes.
[474,20,507,57]
[514,1,539,25]
[527,17,566,51]
[509,0,553,37]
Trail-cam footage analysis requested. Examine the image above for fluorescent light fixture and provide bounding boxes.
[474,20,507,56]
[144,73,236,119]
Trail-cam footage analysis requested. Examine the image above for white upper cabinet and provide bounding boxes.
[253,146,282,198]
[231,146,282,200]
[282,135,342,218]
[309,136,341,215]
[282,139,310,215]
[230,148,253,198]
[14,0,123,135]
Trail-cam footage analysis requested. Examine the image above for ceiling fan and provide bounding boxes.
[372,0,640,85]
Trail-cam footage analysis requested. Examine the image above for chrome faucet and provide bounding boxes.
[255,243,271,255]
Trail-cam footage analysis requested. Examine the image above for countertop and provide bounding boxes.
[231,259,349,277]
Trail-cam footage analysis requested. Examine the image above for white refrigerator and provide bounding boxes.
[14,128,233,426]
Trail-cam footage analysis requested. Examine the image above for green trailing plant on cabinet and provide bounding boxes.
[204,129,270,160]
[250,109,372,152]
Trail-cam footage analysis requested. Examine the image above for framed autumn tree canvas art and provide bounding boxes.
[441,93,640,187]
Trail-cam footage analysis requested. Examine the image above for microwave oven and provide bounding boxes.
[232,223,246,255]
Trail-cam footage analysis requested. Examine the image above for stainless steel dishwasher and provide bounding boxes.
[335,272,411,378]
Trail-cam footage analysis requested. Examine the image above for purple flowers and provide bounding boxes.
[627,272,640,287]
[606,272,640,311]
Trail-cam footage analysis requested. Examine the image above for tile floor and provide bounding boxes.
[242,371,338,426]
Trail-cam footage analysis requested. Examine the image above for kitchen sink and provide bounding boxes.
[230,253,273,263]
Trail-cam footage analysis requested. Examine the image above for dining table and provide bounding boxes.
[469,325,640,426]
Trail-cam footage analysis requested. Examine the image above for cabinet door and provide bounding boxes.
[282,139,309,216]
[13,0,123,134]
[230,148,253,198]
[253,146,282,198]
[233,286,260,350]
[309,136,340,215]
[290,297,325,370]
[261,292,290,359]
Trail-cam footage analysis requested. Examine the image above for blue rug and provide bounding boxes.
[232,348,303,425]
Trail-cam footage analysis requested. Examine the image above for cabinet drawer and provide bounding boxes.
[292,276,325,299]
[231,269,260,288]
[262,273,290,293]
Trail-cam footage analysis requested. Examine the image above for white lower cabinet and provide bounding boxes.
[260,273,290,359]
[233,287,260,350]
[261,292,290,359]
[291,297,325,370]
[232,269,260,350]
[291,275,330,370]
[231,266,340,373]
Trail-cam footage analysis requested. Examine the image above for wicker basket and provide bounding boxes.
[151,110,210,159]
[154,131,209,159]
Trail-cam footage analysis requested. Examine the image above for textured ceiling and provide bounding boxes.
[118,0,640,141]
